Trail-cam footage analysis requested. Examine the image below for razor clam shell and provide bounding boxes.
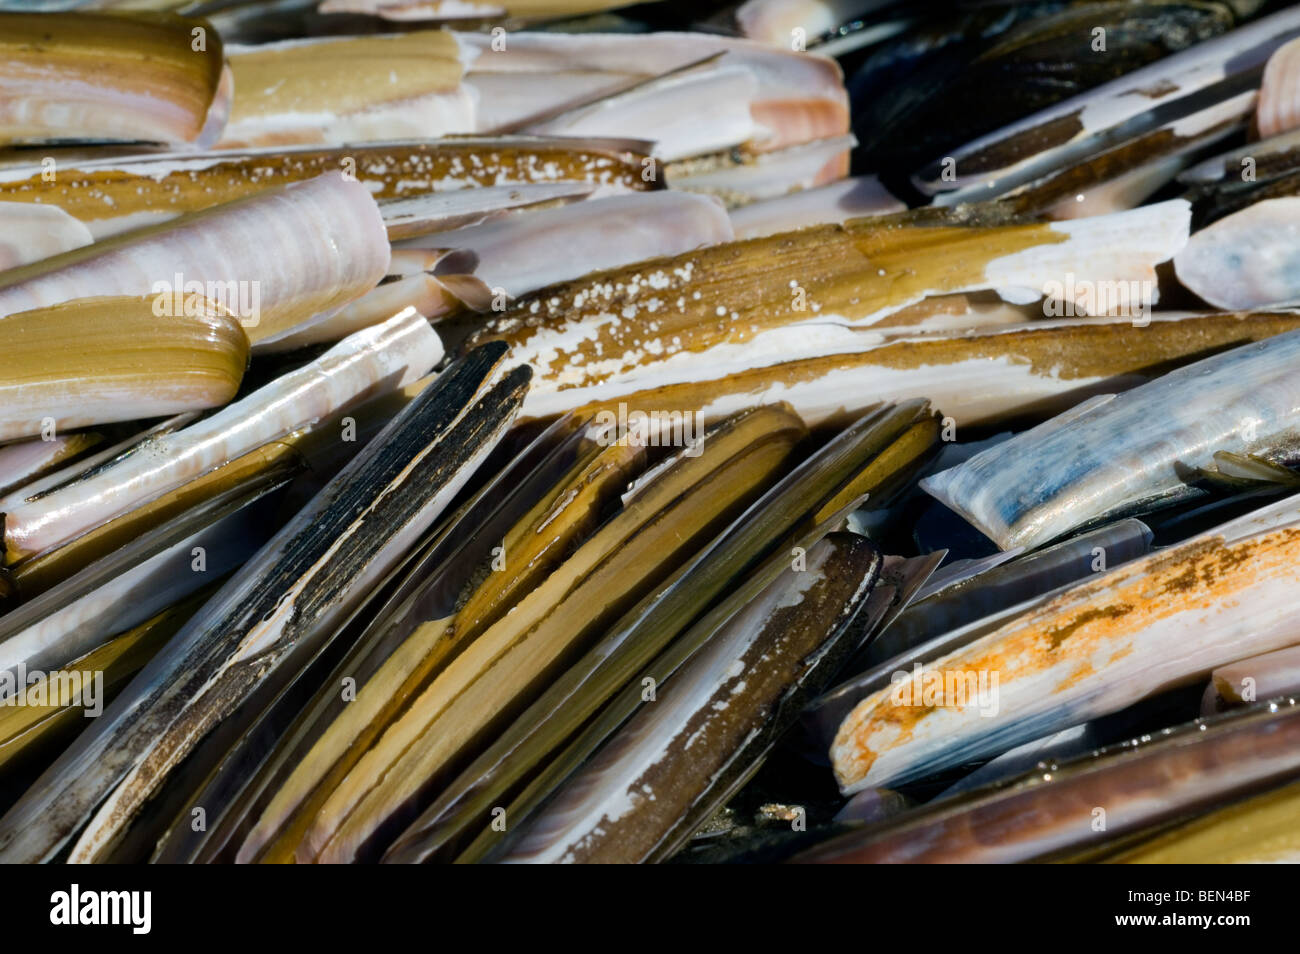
[912,6,1300,201]
[0,414,197,509]
[1257,36,1300,140]
[859,1,1238,195]
[161,415,593,864]
[817,550,1217,753]
[512,309,1300,433]
[666,134,854,204]
[796,698,1300,864]
[226,423,642,865]
[855,519,1154,672]
[934,722,1105,801]
[526,64,764,164]
[0,474,288,681]
[1178,126,1300,187]
[398,191,734,302]
[1174,197,1300,309]
[254,276,450,353]
[0,296,249,441]
[0,344,525,863]
[457,31,849,158]
[0,591,210,775]
[3,307,440,563]
[218,31,471,147]
[727,176,904,239]
[383,402,924,863]
[1105,774,1300,863]
[0,434,101,498]
[1212,644,1300,706]
[84,366,532,865]
[473,201,1190,425]
[0,202,91,268]
[0,140,655,240]
[497,533,881,864]
[922,329,1300,551]
[989,96,1247,220]
[0,171,391,346]
[829,489,1300,792]
[401,502,867,865]
[8,444,303,601]
[305,406,805,864]
[0,12,228,147]
[380,182,601,241]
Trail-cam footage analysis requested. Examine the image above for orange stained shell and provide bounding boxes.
[832,525,1300,789]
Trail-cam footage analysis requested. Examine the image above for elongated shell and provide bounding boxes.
[2,307,439,563]
[799,699,1300,864]
[384,401,930,864]
[912,7,1300,200]
[0,475,288,684]
[0,139,656,240]
[922,329,1300,551]
[301,405,805,863]
[0,592,205,774]
[1109,775,1300,863]
[0,12,229,147]
[500,533,881,864]
[0,171,390,346]
[236,427,646,864]
[852,518,1153,674]
[830,491,1300,792]
[458,31,849,160]
[512,308,1300,432]
[318,0,650,20]
[0,296,248,441]
[0,202,91,268]
[0,433,101,497]
[162,415,594,864]
[218,31,470,148]
[728,176,904,239]
[469,201,1189,424]
[0,344,528,863]
[397,191,734,308]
